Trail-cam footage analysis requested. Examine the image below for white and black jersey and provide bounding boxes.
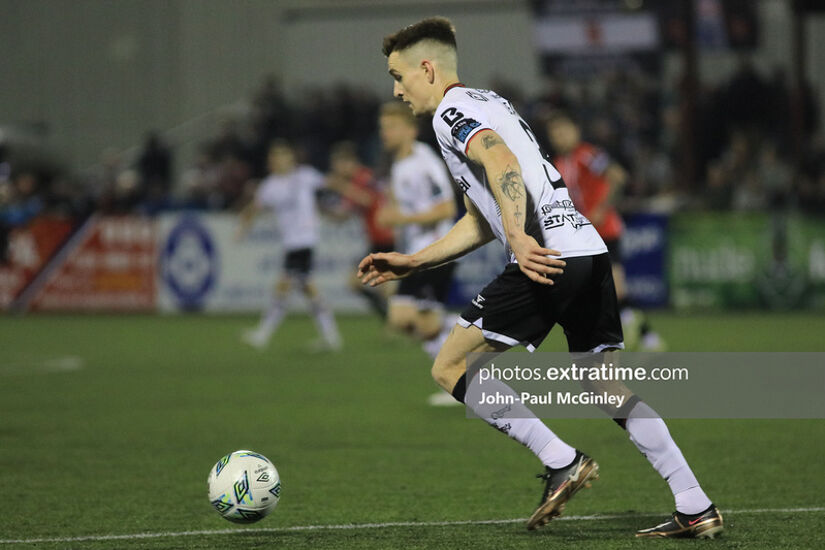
[390,141,455,255]
[433,85,606,264]
[434,85,622,353]
[255,165,323,251]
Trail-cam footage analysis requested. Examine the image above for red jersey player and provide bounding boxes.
[548,112,663,351]
[327,141,395,318]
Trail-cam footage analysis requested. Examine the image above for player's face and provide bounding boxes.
[330,155,357,177]
[379,115,416,153]
[387,51,432,116]
[268,146,295,174]
[548,120,580,154]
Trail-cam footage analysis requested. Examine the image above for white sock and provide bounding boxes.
[310,298,340,346]
[259,298,286,336]
[626,401,712,514]
[465,374,576,469]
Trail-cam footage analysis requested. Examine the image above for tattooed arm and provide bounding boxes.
[466,129,565,285]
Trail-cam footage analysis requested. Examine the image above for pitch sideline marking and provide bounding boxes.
[1,507,823,545]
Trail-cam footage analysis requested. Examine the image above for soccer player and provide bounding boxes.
[238,140,341,351]
[377,102,459,388]
[358,18,721,538]
[547,112,664,351]
[326,141,395,319]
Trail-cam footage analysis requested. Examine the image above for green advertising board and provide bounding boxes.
[669,212,825,309]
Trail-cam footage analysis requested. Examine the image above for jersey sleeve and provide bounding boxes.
[433,98,492,155]
[301,166,325,190]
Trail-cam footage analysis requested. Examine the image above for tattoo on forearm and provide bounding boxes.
[481,134,505,149]
[497,166,525,202]
[514,203,524,226]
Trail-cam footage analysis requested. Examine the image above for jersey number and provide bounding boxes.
[441,107,464,127]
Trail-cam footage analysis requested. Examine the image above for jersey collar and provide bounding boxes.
[443,82,466,95]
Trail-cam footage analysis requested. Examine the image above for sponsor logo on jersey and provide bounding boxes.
[540,200,575,215]
[464,90,489,102]
[451,118,481,143]
[543,213,591,230]
[472,294,485,309]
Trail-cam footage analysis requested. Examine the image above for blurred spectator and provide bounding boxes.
[0,171,43,263]
[43,64,821,219]
[137,132,172,195]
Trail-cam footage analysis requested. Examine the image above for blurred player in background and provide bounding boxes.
[326,141,395,319]
[359,17,720,538]
[377,101,459,406]
[547,112,664,351]
[237,139,341,351]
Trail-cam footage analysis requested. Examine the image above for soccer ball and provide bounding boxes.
[207,450,281,523]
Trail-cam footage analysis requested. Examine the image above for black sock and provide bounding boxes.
[612,394,641,430]
[451,373,467,403]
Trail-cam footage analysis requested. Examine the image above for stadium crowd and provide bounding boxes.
[1,61,824,263]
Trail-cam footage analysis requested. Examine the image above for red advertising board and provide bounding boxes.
[30,217,156,311]
[0,216,74,309]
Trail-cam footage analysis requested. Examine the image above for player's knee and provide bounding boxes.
[387,306,415,334]
[414,312,442,340]
[275,278,292,295]
[430,355,461,391]
[301,280,317,297]
[430,360,449,389]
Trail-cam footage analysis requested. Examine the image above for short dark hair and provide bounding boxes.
[382,17,456,57]
[546,110,576,127]
[330,141,359,161]
[380,101,417,126]
[268,138,293,152]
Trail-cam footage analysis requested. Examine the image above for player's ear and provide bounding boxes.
[421,59,436,84]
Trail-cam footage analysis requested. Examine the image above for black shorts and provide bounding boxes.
[395,262,456,310]
[284,248,313,276]
[604,238,622,265]
[459,253,623,353]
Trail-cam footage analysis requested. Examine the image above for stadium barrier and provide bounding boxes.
[2,212,823,313]
[669,212,825,310]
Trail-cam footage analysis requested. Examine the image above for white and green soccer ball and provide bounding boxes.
[207,450,281,523]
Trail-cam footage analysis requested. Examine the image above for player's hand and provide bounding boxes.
[357,252,416,286]
[509,232,565,285]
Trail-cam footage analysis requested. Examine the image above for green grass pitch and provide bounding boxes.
[1,312,823,549]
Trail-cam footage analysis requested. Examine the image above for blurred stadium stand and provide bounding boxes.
[1,0,824,312]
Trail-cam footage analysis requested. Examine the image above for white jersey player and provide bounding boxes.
[256,166,322,252]
[433,86,606,264]
[390,141,454,255]
[378,102,459,406]
[359,17,721,539]
[238,140,341,351]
